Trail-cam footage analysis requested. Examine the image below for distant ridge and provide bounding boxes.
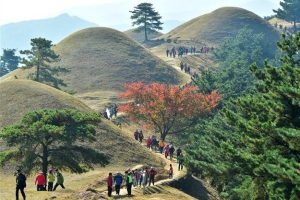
[0,13,98,51]
[161,7,280,47]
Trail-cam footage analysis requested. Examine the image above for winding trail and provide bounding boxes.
[108,148,187,198]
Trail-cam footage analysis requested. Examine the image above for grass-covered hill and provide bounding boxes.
[51,27,183,93]
[1,27,185,110]
[160,7,280,47]
[124,28,163,43]
[0,79,161,167]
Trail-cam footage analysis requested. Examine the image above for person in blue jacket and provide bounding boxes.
[114,172,123,195]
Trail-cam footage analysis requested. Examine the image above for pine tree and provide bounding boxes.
[129,3,163,41]
[20,38,69,89]
[0,109,109,176]
[0,49,21,76]
[273,0,300,32]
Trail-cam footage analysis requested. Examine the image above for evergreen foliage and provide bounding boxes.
[20,37,69,89]
[0,109,109,176]
[129,3,163,41]
[185,32,300,199]
[0,49,21,76]
[273,0,300,32]
[194,28,274,103]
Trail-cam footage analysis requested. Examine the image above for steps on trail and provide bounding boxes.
[133,184,171,195]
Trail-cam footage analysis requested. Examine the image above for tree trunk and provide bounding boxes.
[144,15,148,41]
[36,64,40,81]
[42,145,48,177]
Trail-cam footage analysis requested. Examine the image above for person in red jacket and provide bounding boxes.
[146,137,152,149]
[35,172,46,191]
[107,172,113,197]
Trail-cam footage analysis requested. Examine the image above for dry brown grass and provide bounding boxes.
[158,7,280,48]
[124,28,163,43]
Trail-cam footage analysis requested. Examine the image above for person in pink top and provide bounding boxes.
[35,172,46,191]
[107,172,113,197]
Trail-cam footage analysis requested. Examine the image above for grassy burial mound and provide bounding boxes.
[160,7,280,47]
[0,27,186,110]
[52,27,184,94]
[124,28,163,43]
[0,79,161,167]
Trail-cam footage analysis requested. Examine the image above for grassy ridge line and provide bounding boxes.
[159,7,280,47]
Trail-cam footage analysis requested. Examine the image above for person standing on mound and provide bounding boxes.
[126,171,133,196]
[114,172,123,195]
[53,169,65,191]
[15,169,26,200]
[107,172,113,197]
[47,169,55,191]
[35,171,46,191]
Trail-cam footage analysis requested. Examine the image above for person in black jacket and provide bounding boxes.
[16,169,26,200]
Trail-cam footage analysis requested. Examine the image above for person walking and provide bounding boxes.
[138,130,144,143]
[158,139,166,154]
[107,173,113,197]
[15,169,26,200]
[114,171,123,195]
[164,144,170,159]
[176,146,182,163]
[169,144,175,161]
[53,169,65,191]
[169,164,173,179]
[146,137,152,149]
[47,169,55,191]
[134,129,139,140]
[178,153,184,171]
[148,167,157,186]
[35,172,46,191]
[126,171,133,196]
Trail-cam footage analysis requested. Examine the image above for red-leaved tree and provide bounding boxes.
[118,82,221,140]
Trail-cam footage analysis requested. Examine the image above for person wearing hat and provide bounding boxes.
[47,169,55,191]
[114,171,123,195]
[35,171,46,191]
[53,169,65,191]
[15,169,26,200]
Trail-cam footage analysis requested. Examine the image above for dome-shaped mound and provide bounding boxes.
[0,79,92,127]
[162,7,280,47]
[0,79,161,167]
[52,27,183,94]
[124,28,163,43]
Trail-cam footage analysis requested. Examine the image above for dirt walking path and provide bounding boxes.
[150,46,191,85]
[110,148,186,197]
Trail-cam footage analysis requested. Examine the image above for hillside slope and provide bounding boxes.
[1,27,186,110]
[0,79,161,167]
[160,7,280,47]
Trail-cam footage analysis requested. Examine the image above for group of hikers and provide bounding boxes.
[101,104,118,120]
[15,168,65,200]
[134,130,184,168]
[166,45,214,58]
[166,46,197,58]
[106,166,159,197]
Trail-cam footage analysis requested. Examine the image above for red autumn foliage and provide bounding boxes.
[118,82,221,140]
